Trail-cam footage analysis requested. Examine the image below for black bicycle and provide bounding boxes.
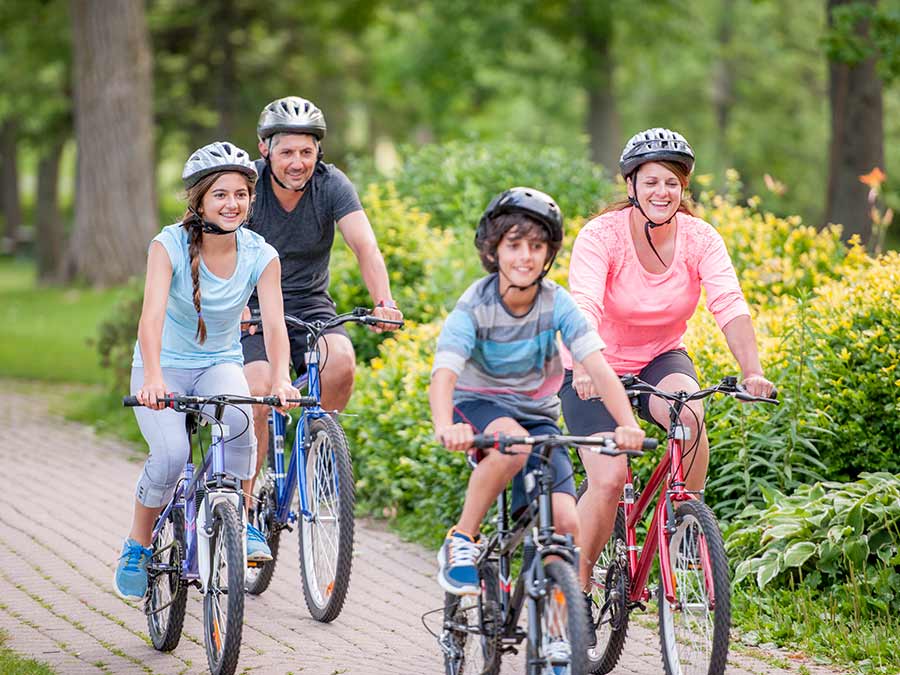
[438,432,657,675]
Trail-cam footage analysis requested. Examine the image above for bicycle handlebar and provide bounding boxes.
[620,374,779,405]
[123,394,319,409]
[470,433,657,457]
[243,306,404,335]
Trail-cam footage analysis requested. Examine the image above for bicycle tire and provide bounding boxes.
[658,499,730,675]
[245,440,282,595]
[298,414,355,622]
[528,559,590,675]
[442,562,501,675]
[203,501,245,675]
[585,504,629,674]
[146,508,188,651]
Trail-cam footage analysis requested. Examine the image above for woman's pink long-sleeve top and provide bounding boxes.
[560,207,750,375]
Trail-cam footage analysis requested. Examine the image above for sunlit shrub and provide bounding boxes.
[694,174,871,309]
[330,182,465,360]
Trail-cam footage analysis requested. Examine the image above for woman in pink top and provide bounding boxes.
[559,128,775,592]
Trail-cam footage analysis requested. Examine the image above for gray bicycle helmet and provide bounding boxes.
[182,141,257,189]
[619,128,694,178]
[257,96,327,141]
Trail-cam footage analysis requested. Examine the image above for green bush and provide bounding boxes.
[726,472,900,616]
[350,139,616,233]
[329,183,468,360]
[93,278,144,393]
[347,321,469,547]
[692,252,900,517]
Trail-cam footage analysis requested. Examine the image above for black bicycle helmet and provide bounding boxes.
[182,141,257,189]
[257,96,327,141]
[475,187,563,249]
[619,127,694,178]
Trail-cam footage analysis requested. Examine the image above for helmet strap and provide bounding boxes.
[629,183,675,269]
[187,207,241,236]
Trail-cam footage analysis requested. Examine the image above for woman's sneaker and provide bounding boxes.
[246,524,273,562]
[437,528,480,595]
[114,538,153,601]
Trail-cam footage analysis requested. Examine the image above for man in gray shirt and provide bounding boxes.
[242,96,402,485]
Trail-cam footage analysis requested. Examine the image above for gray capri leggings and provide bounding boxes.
[130,363,257,508]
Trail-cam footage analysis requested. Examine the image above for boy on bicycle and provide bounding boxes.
[430,187,644,596]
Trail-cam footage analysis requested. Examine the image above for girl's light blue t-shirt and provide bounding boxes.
[133,223,279,369]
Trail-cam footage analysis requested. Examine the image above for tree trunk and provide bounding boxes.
[580,3,620,172]
[824,0,883,244]
[35,142,66,284]
[67,0,157,285]
[712,0,736,171]
[212,0,237,139]
[1,119,23,254]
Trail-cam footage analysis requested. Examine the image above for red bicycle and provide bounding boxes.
[582,375,778,675]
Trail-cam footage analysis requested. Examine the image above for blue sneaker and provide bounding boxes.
[437,529,480,595]
[246,524,273,562]
[114,538,152,601]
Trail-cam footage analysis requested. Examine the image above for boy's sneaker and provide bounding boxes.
[437,529,480,595]
[246,524,273,562]
[545,636,571,674]
[114,538,153,601]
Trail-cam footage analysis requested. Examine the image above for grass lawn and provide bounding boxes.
[0,630,56,675]
[0,258,126,384]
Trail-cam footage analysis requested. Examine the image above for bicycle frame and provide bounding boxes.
[620,393,715,607]
[150,402,245,593]
[622,432,697,606]
[268,342,330,527]
[474,443,578,647]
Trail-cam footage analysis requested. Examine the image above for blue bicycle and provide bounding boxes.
[122,392,312,675]
[243,307,403,622]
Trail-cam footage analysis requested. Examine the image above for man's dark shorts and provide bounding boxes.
[453,399,577,516]
[560,349,699,435]
[241,293,350,376]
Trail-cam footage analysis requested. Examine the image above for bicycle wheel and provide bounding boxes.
[441,562,501,675]
[245,465,282,595]
[658,499,730,675]
[298,414,354,622]
[203,501,245,675]
[146,508,187,651]
[528,560,589,675]
[585,505,629,674]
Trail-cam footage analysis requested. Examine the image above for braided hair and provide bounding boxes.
[180,171,255,344]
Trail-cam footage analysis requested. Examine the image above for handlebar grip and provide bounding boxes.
[642,438,658,450]
[471,433,501,449]
[263,396,320,407]
[122,395,140,407]
[362,315,405,327]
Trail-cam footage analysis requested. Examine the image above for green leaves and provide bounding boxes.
[728,472,900,614]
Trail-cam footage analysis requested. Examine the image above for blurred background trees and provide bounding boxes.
[0,0,898,284]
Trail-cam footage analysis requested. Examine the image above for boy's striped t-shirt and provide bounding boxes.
[433,274,605,422]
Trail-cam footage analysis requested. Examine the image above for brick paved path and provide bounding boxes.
[0,388,839,675]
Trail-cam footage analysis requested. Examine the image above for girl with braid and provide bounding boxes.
[114,142,300,601]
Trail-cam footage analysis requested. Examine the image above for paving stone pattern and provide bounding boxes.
[0,389,840,675]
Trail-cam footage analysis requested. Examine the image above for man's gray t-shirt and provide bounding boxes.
[247,159,362,313]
